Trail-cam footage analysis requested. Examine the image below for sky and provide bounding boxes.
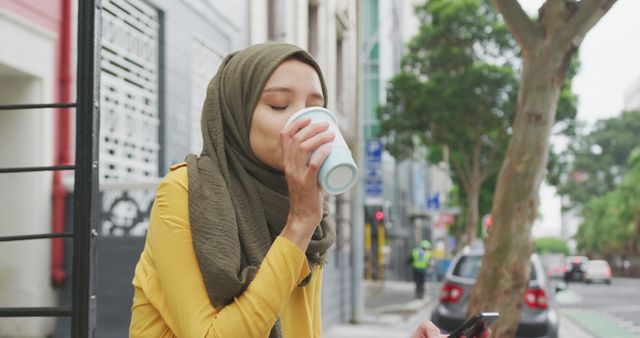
[516,0,640,238]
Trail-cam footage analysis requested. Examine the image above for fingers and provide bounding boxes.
[411,321,442,338]
[299,130,335,158]
[307,145,332,178]
[281,117,312,140]
[292,121,330,144]
[281,118,334,176]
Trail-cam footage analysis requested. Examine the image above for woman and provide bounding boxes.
[128,42,470,338]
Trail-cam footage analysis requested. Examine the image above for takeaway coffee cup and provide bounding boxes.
[284,107,358,195]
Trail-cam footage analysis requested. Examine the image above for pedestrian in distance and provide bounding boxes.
[128,42,453,338]
[409,240,433,299]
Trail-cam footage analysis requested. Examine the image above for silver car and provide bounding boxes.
[431,250,560,338]
[584,260,612,284]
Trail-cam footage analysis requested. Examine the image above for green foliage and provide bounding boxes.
[379,0,518,244]
[534,236,569,255]
[555,110,640,210]
[575,147,640,256]
[379,0,518,160]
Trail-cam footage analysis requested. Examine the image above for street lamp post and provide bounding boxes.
[350,0,365,323]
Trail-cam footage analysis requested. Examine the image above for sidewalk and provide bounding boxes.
[324,280,439,338]
[325,280,600,338]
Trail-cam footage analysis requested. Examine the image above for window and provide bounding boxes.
[336,36,344,109]
[308,3,319,56]
[268,0,284,41]
[100,0,160,180]
[453,255,537,280]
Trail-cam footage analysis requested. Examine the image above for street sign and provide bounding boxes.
[427,193,440,210]
[366,139,383,164]
[365,178,382,195]
[366,167,381,178]
[365,139,383,202]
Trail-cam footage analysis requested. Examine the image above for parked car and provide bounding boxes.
[541,254,567,279]
[564,256,588,282]
[431,250,560,338]
[584,260,612,284]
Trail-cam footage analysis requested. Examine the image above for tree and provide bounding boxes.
[555,110,640,210]
[468,1,616,337]
[576,148,640,256]
[534,236,569,255]
[379,0,518,247]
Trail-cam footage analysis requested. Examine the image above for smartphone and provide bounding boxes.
[447,312,500,338]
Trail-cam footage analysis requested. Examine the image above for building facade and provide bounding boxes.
[249,0,360,328]
[0,1,65,336]
[85,1,252,337]
[1,0,251,336]
[1,0,360,336]
[374,0,455,282]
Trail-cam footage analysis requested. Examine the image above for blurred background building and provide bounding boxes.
[623,75,640,111]
[0,0,454,336]
[0,1,64,336]
[363,0,454,283]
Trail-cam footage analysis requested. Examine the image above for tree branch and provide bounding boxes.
[472,138,482,179]
[451,156,472,195]
[456,142,474,184]
[491,0,541,49]
[553,0,617,49]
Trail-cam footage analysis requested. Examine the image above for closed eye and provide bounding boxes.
[269,105,288,111]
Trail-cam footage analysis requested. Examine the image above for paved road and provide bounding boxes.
[557,277,640,337]
[326,279,596,338]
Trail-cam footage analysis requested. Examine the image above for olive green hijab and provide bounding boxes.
[185,43,335,337]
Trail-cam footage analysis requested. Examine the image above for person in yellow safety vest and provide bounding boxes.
[410,240,432,299]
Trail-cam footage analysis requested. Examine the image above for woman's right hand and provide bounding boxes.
[279,117,335,251]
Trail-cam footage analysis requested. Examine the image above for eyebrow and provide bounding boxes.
[262,86,325,102]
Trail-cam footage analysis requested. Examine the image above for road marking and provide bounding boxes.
[564,309,640,338]
[556,289,583,304]
[599,304,640,313]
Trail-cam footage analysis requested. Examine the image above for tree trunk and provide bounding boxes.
[468,1,616,336]
[467,43,572,338]
[465,183,480,247]
[634,217,640,255]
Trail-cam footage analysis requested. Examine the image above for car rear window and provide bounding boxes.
[452,255,537,280]
[588,261,609,268]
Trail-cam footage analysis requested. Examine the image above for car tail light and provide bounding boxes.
[605,267,612,276]
[524,288,548,309]
[440,283,464,303]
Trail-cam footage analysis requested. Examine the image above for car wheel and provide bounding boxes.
[606,279,611,285]
[586,279,591,284]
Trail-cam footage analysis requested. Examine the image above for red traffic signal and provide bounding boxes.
[375,210,384,222]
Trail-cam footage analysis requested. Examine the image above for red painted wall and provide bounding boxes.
[1,0,72,285]
[0,0,62,32]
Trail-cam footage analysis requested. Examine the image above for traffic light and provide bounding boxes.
[375,209,384,223]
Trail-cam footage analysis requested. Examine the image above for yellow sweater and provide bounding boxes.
[129,166,323,338]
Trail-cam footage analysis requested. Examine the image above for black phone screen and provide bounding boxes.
[447,312,500,338]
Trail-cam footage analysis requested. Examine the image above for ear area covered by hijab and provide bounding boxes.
[184,43,335,337]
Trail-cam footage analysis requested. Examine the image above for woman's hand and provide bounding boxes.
[410,321,491,338]
[279,117,334,251]
[411,321,446,338]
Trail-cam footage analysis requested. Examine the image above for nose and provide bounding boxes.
[291,100,307,113]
